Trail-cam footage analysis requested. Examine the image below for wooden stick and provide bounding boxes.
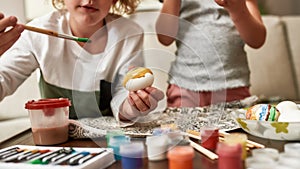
[245,139,265,148]
[189,139,218,160]
[219,131,265,148]
[24,25,58,37]
[219,137,252,150]
[186,130,265,149]
[23,25,90,43]
[183,132,202,140]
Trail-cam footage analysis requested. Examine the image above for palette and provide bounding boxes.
[0,145,115,169]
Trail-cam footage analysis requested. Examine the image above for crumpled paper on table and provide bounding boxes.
[68,95,259,139]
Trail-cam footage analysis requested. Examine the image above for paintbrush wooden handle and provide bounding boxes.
[23,25,90,43]
[24,25,58,37]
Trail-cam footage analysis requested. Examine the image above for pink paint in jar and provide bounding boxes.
[216,142,243,169]
[25,98,71,145]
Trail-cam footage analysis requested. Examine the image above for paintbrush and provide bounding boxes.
[23,25,91,43]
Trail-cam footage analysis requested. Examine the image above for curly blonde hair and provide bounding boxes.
[52,0,140,15]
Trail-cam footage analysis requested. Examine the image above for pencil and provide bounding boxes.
[23,25,91,43]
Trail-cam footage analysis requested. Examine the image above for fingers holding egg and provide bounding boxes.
[145,87,165,101]
[130,90,151,110]
[123,67,154,91]
[129,90,158,113]
[121,67,165,120]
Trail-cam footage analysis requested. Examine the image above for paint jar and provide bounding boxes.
[108,135,131,160]
[278,152,300,168]
[146,135,169,161]
[284,143,300,157]
[223,133,247,160]
[25,98,71,145]
[167,146,195,169]
[120,142,144,169]
[216,142,243,169]
[245,162,277,169]
[251,148,279,161]
[200,126,219,151]
[152,127,172,136]
[105,129,124,145]
[273,165,296,169]
[245,156,276,168]
[167,130,185,146]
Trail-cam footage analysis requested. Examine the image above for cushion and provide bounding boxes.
[245,16,298,100]
[281,16,300,100]
[0,71,40,120]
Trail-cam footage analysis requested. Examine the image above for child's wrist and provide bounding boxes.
[229,6,249,23]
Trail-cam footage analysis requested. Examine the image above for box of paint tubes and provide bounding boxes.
[0,145,115,169]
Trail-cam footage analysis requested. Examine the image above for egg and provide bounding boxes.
[123,67,154,91]
[276,101,300,122]
[246,104,280,121]
[276,101,298,112]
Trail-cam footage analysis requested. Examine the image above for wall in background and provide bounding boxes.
[0,0,54,23]
[0,0,26,23]
[2,0,300,24]
[258,0,300,15]
[24,0,54,21]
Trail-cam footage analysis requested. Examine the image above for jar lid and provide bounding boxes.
[167,146,195,160]
[25,98,71,110]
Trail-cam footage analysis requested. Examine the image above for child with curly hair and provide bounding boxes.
[0,0,164,124]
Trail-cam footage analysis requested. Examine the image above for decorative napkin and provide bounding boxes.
[68,95,259,139]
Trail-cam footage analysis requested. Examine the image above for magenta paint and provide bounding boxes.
[216,142,243,169]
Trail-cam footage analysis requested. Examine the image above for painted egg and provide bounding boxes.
[246,104,280,121]
[123,67,154,91]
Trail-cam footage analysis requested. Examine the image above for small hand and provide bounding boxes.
[0,13,24,55]
[120,87,164,121]
[214,0,247,13]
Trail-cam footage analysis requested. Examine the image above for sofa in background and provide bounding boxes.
[0,71,40,143]
[0,14,300,143]
[246,15,300,101]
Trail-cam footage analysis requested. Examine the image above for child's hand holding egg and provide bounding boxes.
[119,67,165,121]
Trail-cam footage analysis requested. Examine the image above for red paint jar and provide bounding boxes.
[25,98,71,145]
[167,146,195,169]
[216,142,243,169]
[201,126,219,151]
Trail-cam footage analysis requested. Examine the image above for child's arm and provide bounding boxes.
[215,0,266,48]
[155,0,181,46]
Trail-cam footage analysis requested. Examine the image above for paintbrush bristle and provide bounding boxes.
[77,38,91,43]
